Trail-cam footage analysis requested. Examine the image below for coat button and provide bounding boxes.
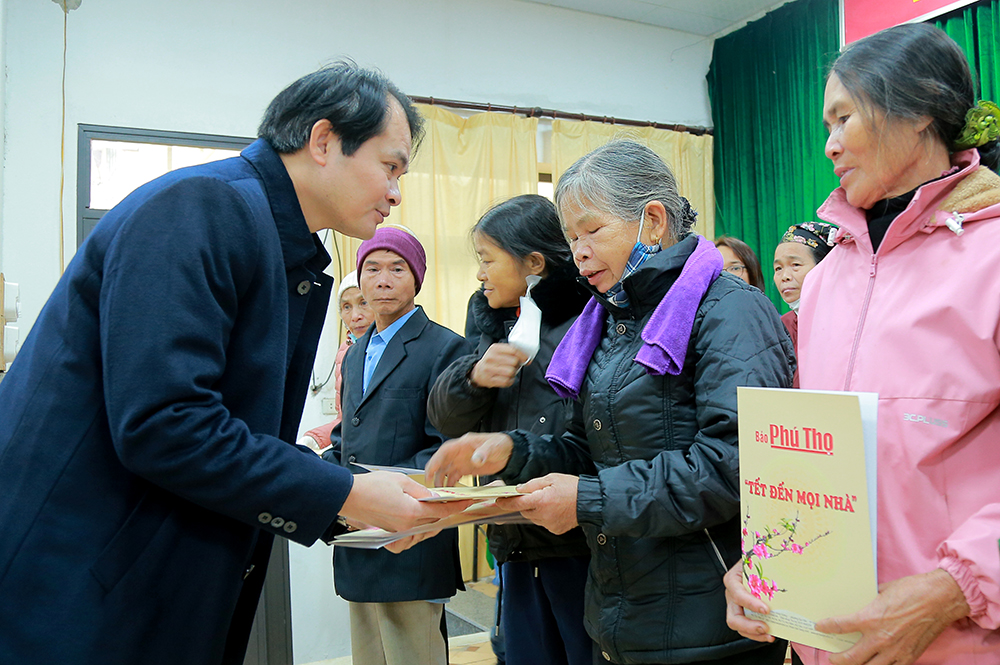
[593,419,602,431]
[602,651,611,661]
[258,512,272,524]
[270,516,285,528]
[297,280,312,295]
[597,533,607,545]
[283,521,297,534]
[539,416,546,424]
[351,416,360,426]
[616,323,627,334]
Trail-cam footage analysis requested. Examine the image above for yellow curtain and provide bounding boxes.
[551,120,715,239]
[333,104,539,335]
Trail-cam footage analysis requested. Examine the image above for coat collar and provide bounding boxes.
[241,138,329,272]
[817,149,1000,255]
[354,306,430,408]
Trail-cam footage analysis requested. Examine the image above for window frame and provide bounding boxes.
[76,124,254,247]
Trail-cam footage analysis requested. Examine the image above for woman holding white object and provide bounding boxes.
[428,194,593,665]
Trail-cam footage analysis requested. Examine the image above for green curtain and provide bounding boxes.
[936,1,1000,103]
[707,0,840,308]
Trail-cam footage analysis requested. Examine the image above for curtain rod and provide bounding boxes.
[409,96,713,137]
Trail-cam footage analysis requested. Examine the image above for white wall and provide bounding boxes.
[1,1,714,662]
[0,0,6,275]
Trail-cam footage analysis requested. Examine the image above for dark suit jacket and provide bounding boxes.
[0,139,354,665]
[329,307,470,602]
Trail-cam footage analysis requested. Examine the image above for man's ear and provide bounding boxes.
[525,252,547,277]
[307,119,340,167]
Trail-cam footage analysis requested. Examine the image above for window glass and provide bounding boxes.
[90,140,241,210]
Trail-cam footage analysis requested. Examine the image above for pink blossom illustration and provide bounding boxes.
[741,511,830,601]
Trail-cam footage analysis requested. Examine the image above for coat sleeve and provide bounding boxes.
[100,177,352,546]
[427,348,498,438]
[938,504,1000,629]
[500,397,597,484]
[576,287,795,539]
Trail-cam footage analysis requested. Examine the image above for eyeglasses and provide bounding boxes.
[724,264,746,275]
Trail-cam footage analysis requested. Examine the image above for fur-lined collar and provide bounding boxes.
[940,166,1000,213]
[471,270,590,340]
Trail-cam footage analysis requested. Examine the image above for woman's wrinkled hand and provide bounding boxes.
[496,473,579,535]
[425,432,514,487]
[469,343,529,389]
[723,562,777,643]
[817,569,969,665]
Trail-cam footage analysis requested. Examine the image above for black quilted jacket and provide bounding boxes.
[500,235,795,664]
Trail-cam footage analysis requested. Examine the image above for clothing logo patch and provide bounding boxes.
[903,413,948,428]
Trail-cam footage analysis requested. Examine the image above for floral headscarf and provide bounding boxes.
[779,222,838,263]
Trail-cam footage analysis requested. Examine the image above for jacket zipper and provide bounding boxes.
[704,529,726,571]
[844,253,878,391]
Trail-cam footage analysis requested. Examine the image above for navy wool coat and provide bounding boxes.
[0,139,354,665]
[328,308,470,602]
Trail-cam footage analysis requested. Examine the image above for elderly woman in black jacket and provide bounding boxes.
[428,194,593,665]
[427,139,795,665]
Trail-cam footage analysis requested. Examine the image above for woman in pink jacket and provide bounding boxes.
[724,23,1000,665]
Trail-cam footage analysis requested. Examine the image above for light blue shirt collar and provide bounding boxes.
[362,306,420,394]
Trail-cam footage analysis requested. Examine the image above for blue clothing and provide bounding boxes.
[0,139,354,665]
[500,557,591,665]
[363,306,419,393]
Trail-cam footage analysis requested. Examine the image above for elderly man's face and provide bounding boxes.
[359,249,417,331]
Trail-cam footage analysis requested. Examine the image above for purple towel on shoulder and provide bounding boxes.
[546,235,722,399]
[546,297,607,399]
[635,235,723,374]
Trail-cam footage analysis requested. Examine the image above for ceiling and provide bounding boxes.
[515,0,794,37]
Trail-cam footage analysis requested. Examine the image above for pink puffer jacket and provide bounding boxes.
[796,149,1000,664]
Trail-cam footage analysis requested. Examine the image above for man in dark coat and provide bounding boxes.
[324,228,469,665]
[0,63,466,665]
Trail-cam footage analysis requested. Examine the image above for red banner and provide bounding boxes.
[842,0,980,45]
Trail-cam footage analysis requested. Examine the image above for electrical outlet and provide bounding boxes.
[321,398,338,416]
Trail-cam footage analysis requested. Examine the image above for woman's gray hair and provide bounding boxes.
[554,138,694,241]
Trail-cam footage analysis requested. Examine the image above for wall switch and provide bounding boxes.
[3,325,18,368]
[321,398,338,416]
[3,280,18,322]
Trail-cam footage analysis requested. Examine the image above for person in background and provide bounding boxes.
[428,194,593,665]
[771,222,836,387]
[0,62,472,665]
[325,227,470,665]
[715,235,766,291]
[299,272,374,452]
[427,139,795,665]
[724,23,1000,665]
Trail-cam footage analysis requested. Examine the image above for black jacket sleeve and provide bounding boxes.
[426,352,498,438]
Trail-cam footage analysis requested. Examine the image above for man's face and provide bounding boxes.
[359,249,417,331]
[315,97,412,238]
